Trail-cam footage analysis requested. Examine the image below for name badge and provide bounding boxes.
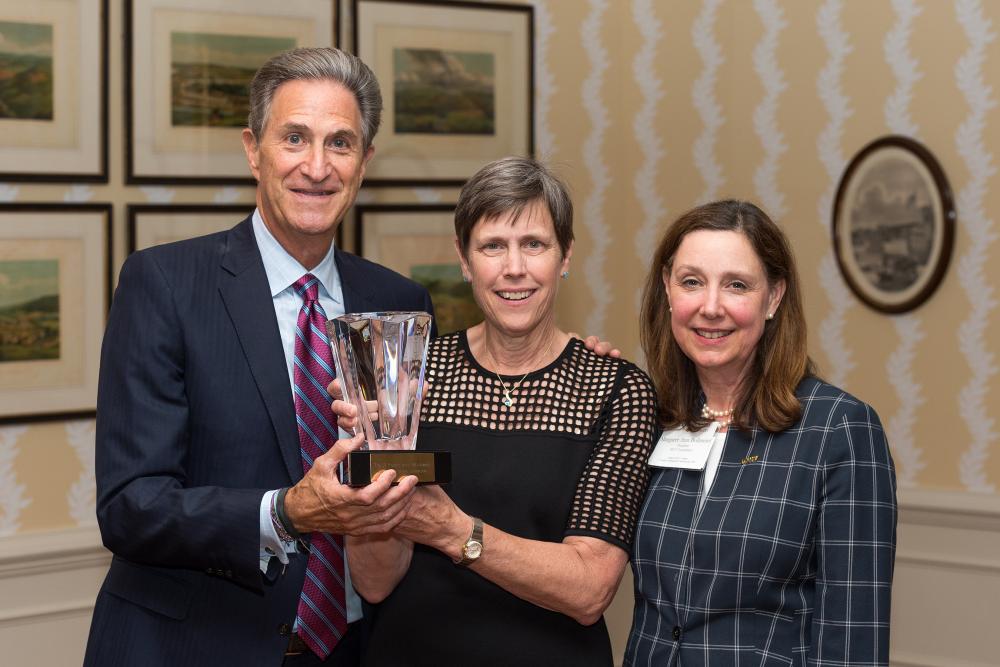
[648,423,720,470]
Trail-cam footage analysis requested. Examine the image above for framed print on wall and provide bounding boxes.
[127,204,253,253]
[353,0,533,186]
[832,135,956,314]
[129,204,347,252]
[355,204,482,334]
[0,204,111,423]
[0,0,108,182]
[125,0,337,185]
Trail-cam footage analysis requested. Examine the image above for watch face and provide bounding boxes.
[464,540,483,560]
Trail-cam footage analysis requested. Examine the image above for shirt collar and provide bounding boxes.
[251,209,342,303]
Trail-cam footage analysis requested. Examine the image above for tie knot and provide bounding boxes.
[293,274,320,303]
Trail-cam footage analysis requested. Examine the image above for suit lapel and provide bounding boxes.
[218,219,302,483]
[336,247,379,314]
[696,427,759,524]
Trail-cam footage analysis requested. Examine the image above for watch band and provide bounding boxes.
[272,487,301,541]
[455,516,484,566]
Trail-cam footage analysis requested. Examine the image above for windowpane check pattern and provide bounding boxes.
[625,378,897,667]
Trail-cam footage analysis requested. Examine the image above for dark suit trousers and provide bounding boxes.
[283,621,363,666]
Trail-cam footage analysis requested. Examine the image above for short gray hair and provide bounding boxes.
[454,156,574,257]
[247,47,382,152]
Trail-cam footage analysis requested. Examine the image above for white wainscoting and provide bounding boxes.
[0,526,109,666]
[889,488,1000,667]
[1,489,998,667]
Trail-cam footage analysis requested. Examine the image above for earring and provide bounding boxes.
[462,275,471,283]
[561,271,569,279]
[668,306,673,313]
[766,312,774,320]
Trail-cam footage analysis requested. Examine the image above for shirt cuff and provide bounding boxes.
[259,489,297,573]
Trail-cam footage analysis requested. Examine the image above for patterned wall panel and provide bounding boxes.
[1,0,998,537]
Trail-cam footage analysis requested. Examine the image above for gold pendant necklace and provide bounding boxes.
[484,334,559,407]
[496,371,530,407]
[487,350,531,407]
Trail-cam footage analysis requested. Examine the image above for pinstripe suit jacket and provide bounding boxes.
[625,377,897,667]
[83,218,434,666]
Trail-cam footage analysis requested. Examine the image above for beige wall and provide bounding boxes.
[2,0,999,664]
[542,0,1000,493]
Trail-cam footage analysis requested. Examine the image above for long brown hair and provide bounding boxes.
[640,200,816,432]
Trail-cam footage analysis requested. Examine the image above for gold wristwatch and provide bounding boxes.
[455,516,483,566]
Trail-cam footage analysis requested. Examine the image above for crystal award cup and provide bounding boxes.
[328,311,451,486]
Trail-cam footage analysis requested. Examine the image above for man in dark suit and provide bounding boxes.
[84,48,430,666]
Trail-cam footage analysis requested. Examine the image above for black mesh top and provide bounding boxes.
[421,330,659,549]
[362,331,660,667]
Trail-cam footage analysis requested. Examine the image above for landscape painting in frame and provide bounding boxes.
[128,0,335,184]
[354,0,532,184]
[356,205,481,334]
[0,0,107,181]
[833,135,955,314]
[171,31,295,128]
[0,259,60,363]
[0,205,110,422]
[0,20,54,121]
[394,47,495,135]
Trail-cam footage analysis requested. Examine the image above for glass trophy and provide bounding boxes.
[327,311,451,486]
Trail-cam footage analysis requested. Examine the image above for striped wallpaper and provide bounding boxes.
[1,0,998,535]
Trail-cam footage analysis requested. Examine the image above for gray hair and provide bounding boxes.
[454,156,574,257]
[247,47,382,151]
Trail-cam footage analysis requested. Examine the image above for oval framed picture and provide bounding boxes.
[832,135,956,314]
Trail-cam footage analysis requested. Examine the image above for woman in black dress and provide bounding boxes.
[337,157,658,666]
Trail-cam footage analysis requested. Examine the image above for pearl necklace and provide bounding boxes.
[701,403,734,425]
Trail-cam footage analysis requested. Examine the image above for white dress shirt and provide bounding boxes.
[251,209,362,623]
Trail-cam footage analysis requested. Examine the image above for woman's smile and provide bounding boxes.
[459,199,572,340]
[496,289,535,301]
[694,328,732,341]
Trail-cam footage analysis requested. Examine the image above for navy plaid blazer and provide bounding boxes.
[625,377,897,667]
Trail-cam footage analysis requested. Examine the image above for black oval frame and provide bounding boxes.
[832,135,956,314]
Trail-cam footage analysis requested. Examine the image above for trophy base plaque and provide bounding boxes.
[346,450,452,487]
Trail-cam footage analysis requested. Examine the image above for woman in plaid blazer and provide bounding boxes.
[626,200,897,667]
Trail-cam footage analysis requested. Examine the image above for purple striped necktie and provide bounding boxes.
[291,273,346,659]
